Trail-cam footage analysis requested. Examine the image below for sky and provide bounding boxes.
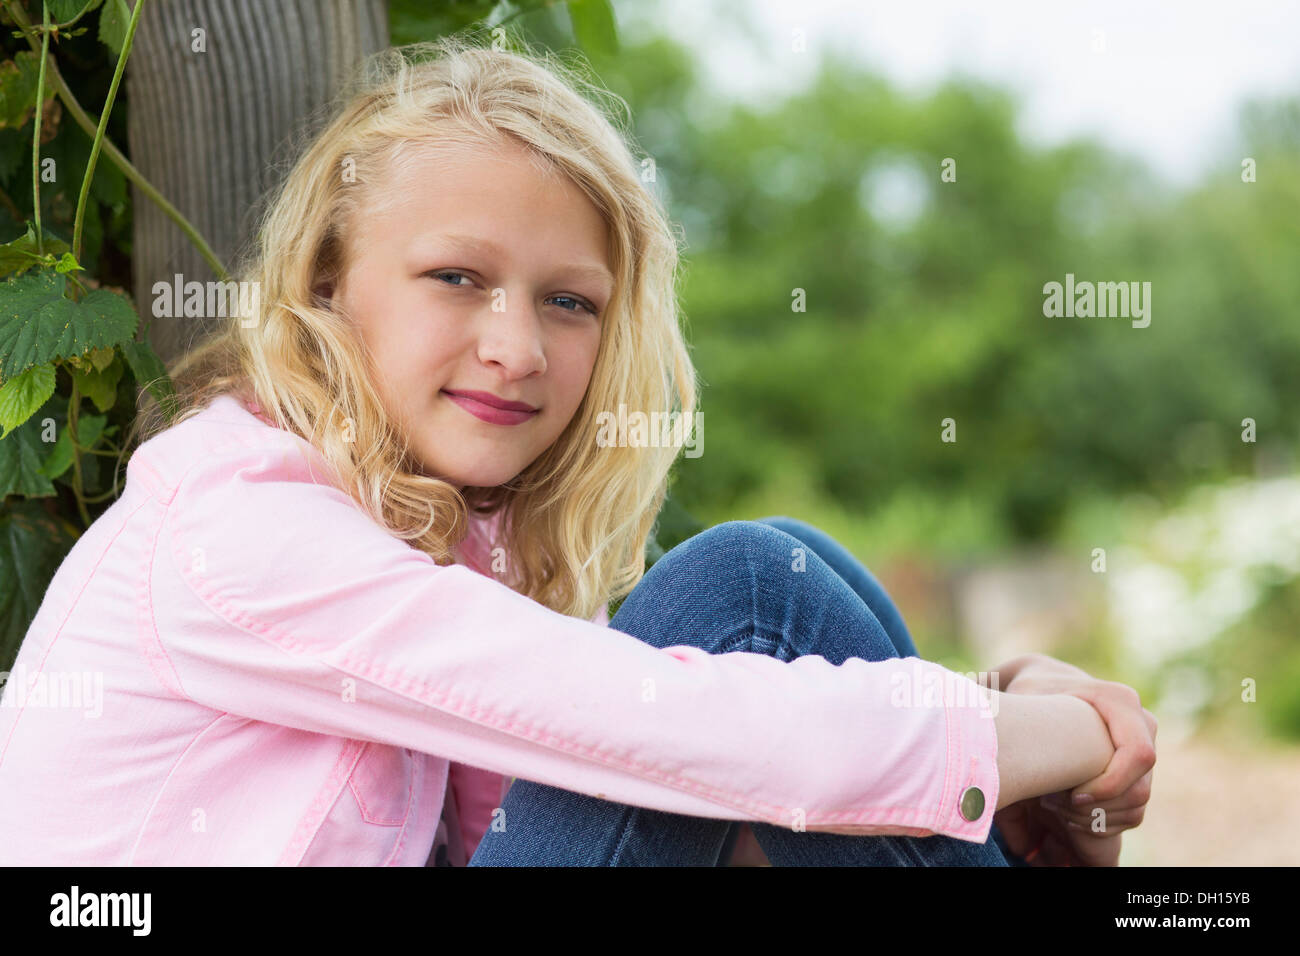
[627,0,1300,188]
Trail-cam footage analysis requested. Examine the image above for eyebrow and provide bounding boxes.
[432,233,615,291]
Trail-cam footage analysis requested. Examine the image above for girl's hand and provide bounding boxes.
[995,797,1123,866]
[997,654,1157,838]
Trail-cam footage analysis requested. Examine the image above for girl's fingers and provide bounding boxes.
[1071,683,1157,802]
[1043,768,1153,814]
[1040,800,1145,832]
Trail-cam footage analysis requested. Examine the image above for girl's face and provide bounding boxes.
[332,138,612,490]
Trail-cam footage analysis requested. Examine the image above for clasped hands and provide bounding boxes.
[991,653,1157,867]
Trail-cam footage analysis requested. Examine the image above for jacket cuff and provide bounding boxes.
[933,669,1001,843]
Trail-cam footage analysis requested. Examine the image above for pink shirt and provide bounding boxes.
[0,394,1000,865]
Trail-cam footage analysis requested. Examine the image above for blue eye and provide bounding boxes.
[429,271,471,287]
[427,271,598,317]
[548,295,599,316]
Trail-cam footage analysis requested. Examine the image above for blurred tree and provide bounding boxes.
[580,36,1300,552]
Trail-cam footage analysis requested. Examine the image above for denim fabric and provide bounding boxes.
[469,516,1026,866]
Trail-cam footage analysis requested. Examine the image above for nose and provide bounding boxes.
[475,289,547,379]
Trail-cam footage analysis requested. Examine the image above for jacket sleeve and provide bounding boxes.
[150,439,1001,842]
[445,599,610,859]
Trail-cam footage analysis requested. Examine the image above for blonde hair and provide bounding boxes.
[128,32,698,621]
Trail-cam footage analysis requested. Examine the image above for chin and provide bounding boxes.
[425,462,519,490]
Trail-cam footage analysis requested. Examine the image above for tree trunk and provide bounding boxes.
[126,0,388,364]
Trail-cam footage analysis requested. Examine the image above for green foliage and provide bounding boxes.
[0,390,57,496]
[0,50,49,127]
[0,269,137,380]
[45,0,105,23]
[1260,652,1300,741]
[565,0,617,56]
[38,402,103,480]
[391,0,620,64]
[0,497,78,669]
[0,222,61,276]
[96,0,130,55]
[1214,576,1300,743]
[68,349,122,411]
[0,359,53,435]
[580,40,1300,558]
[0,0,166,672]
[120,337,178,419]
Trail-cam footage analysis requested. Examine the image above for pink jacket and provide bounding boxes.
[0,394,1000,865]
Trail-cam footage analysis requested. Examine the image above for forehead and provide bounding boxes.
[360,138,611,264]
[381,135,565,204]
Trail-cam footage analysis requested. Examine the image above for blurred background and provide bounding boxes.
[3,0,1296,865]
[556,0,1300,865]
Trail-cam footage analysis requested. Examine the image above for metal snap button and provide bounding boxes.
[960,786,985,821]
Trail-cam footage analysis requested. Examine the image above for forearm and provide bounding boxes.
[991,691,1113,809]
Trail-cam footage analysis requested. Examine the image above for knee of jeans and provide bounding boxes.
[702,519,811,575]
[638,519,804,607]
[622,521,802,650]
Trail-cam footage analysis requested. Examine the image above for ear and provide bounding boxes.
[313,279,335,305]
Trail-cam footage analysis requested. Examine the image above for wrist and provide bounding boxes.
[993,691,1114,809]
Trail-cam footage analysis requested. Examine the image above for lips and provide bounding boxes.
[443,389,538,412]
[441,389,540,426]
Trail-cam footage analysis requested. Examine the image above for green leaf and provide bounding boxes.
[54,252,81,274]
[0,225,48,279]
[47,0,103,22]
[0,126,24,186]
[77,410,106,448]
[121,338,180,422]
[70,352,122,412]
[0,362,55,437]
[87,345,115,370]
[0,270,138,379]
[39,407,106,480]
[0,498,79,673]
[98,0,130,56]
[0,52,50,130]
[90,150,127,206]
[0,392,59,497]
[567,0,619,56]
[0,223,72,279]
[37,422,71,479]
[46,0,80,18]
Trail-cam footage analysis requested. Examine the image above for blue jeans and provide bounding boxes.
[469,516,1027,866]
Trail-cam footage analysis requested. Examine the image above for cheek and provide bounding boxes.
[555,332,601,407]
[360,302,458,382]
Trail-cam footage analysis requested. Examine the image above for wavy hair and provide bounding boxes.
[128,32,698,621]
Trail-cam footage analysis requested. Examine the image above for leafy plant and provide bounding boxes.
[0,0,188,671]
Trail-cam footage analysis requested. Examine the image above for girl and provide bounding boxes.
[0,35,1154,866]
